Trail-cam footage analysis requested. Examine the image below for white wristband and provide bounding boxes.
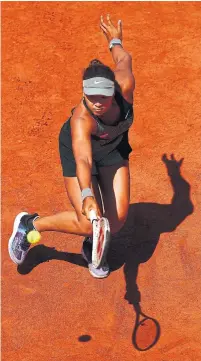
[109,38,122,51]
[81,188,94,203]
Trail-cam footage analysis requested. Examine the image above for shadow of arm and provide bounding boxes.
[161,154,194,232]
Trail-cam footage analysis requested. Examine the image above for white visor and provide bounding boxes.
[83,77,115,96]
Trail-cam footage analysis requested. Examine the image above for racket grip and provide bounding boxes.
[89,209,98,223]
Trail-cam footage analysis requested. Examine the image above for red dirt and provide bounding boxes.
[2,2,201,361]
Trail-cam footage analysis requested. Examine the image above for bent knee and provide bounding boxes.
[77,215,93,236]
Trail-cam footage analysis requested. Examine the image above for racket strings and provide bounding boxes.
[97,227,104,257]
[92,217,110,268]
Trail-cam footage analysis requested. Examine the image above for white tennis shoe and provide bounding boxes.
[8,212,39,265]
[81,237,110,279]
[88,262,110,278]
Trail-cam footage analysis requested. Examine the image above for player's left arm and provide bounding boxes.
[113,48,135,104]
[100,14,135,104]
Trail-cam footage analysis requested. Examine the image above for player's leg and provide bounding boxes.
[85,140,131,277]
[84,160,130,278]
[98,160,130,234]
[8,176,103,265]
[96,132,131,233]
[34,176,103,235]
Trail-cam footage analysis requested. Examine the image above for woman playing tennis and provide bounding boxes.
[8,15,135,278]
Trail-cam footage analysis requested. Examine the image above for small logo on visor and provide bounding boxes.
[94,80,104,84]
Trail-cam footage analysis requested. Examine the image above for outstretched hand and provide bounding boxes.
[162,154,184,176]
[100,14,122,42]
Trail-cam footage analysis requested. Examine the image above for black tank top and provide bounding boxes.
[59,91,134,161]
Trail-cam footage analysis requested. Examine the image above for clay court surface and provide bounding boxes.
[2,1,201,360]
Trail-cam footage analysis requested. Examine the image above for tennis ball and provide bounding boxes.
[27,230,41,244]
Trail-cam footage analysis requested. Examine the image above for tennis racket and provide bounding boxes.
[89,210,110,269]
[132,307,160,351]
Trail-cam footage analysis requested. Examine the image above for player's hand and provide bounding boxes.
[100,14,122,43]
[82,197,102,221]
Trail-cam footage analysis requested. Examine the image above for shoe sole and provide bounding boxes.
[82,251,109,278]
[82,240,110,278]
[8,212,28,265]
[88,264,110,279]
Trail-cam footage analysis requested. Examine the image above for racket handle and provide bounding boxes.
[89,209,98,223]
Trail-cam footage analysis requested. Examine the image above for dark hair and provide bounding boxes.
[83,59,115,82]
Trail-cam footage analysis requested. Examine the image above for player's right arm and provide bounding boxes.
[70,106,101,219]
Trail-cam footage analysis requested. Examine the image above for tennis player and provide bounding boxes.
[8,15,135,278]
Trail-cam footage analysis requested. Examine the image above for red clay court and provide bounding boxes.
[2,2,201,361]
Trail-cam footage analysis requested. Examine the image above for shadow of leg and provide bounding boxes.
[17,244,88,275]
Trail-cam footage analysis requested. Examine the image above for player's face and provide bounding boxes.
[84,94,113,116]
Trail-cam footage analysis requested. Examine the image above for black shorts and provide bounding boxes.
[59,133,132,177]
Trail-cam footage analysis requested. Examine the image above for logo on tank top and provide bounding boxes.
[99,133,109,139]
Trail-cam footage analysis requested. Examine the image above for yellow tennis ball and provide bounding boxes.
[27,230,41,244]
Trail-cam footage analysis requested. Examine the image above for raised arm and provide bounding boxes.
[100,14,135,103]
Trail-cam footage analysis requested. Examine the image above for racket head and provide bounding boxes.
[92,217,110,268]
[132,313,160,351]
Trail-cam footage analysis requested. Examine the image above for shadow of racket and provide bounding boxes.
[132,303,161,351]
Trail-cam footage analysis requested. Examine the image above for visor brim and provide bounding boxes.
[83,87,114,97]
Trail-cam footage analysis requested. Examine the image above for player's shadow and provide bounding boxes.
[107,154,194,350]
[17,154,194,351]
